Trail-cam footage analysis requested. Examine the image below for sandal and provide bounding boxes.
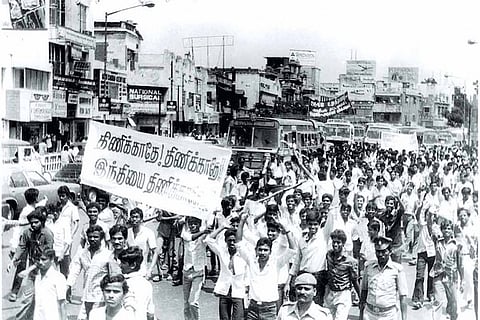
[8,293,17,302]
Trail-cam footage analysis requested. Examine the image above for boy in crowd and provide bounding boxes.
[88,274,133,320]
[182,216,212,320]
[205,219,247,320]
[8,188,43,302]
[33,249,67,320]
[118,246,155,320]
[236,213,295,319]
[80,202,110,248]
[45,204,71,271]
[127,208,157,276]
[431,220,464,320]
[324,230,360,320]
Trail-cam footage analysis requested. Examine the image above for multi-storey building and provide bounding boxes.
[417,79,450,128]
[1,0,95,144]
[222,68,281,112]
[265,57,303,103]
[93,20,142,126]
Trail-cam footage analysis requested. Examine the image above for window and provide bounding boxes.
[10,172,29,188]
[424,107,430,114]
[127,49,136,71]
[13,68,24,88]
[25,69,49,91]
[79,4,87,32]
[25,171,48,186]
[207,91,212,104]
[412,115,416,122]
[49,43,66,75]
[50,0,65,26]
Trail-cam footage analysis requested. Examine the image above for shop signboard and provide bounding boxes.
[166,101,177,113]
[127,85,164,102]
[68,93,79,104]
[30,101,52,122]
[76,95,92,118]
[5,90,21,120]
[98,96,111,112]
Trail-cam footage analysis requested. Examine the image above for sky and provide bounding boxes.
[92,0,480,94]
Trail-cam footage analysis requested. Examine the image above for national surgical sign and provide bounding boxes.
[127,85,163,102]
[80,122,232,219]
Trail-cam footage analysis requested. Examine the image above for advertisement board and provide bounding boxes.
[7,0,46,29]
[388,67,419,84]
[289,49,316,66]
[346,60,376,76]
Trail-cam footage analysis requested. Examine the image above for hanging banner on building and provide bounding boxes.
[309,92,352,117]
[80,122,232,219]
[380,132,419,153]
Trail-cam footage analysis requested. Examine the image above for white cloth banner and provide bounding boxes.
[81,122,232,219]
[381,131,419,153]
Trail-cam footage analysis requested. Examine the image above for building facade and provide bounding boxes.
[1,0,95,145]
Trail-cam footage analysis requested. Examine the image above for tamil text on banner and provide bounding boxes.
[380,131,419,153]
[80,122,232,220]
[309,92,352,117]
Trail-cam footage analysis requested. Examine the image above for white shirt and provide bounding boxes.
[204,237,248,298]
[124,271,155,320]
[127,225,157,274]
[98,207,115,229]
[46,219,72,257]
[34,266,67,320]
[89,307,134,320]
[181,228,207,272]
[58,200,79,238]
[237,240,294,302]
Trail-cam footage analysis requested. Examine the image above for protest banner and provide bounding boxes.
[80,122,232,220]
[381,131,419,153]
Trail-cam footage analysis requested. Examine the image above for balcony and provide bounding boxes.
[49,26,95,50]
[372,103,401,113]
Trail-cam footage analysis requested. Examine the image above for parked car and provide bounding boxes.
[1,165,81,220]
[51,162,99,203]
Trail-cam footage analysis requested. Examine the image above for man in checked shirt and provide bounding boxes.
[324,229,360,320]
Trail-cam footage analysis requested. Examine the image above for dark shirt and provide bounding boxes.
[326,250,358,291]
[15,227,54,264]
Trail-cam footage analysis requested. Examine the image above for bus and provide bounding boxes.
[422,129,455,148]
[365,123,400,145]
[226,117,323,174]
[353,124,365,144]
[323,119,355,145]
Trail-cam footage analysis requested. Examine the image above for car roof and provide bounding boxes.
[1,139,31,147]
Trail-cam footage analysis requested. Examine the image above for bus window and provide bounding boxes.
[228,127,253,147]
[337,127,350,138]
[253,127,278,148]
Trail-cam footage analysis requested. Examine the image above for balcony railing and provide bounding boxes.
[372,103,401,113]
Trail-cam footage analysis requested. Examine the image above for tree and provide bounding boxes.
[445,106,464,127]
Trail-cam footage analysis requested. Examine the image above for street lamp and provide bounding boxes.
[445,74,467,144]
[103,2,155,99]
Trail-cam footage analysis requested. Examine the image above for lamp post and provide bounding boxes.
[103,2,155,99]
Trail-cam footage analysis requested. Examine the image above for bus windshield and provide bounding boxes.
[366,127,393,139]
[228,126,278,148]
[423,133,438,144]
[354,127,364,137]
[324,124,351,138]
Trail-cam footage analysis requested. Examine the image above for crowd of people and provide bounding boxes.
[4,141,478,320]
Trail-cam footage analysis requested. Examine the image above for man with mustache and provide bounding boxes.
[277,273,332,320]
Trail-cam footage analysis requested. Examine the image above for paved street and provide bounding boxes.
[2,212,476,320]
